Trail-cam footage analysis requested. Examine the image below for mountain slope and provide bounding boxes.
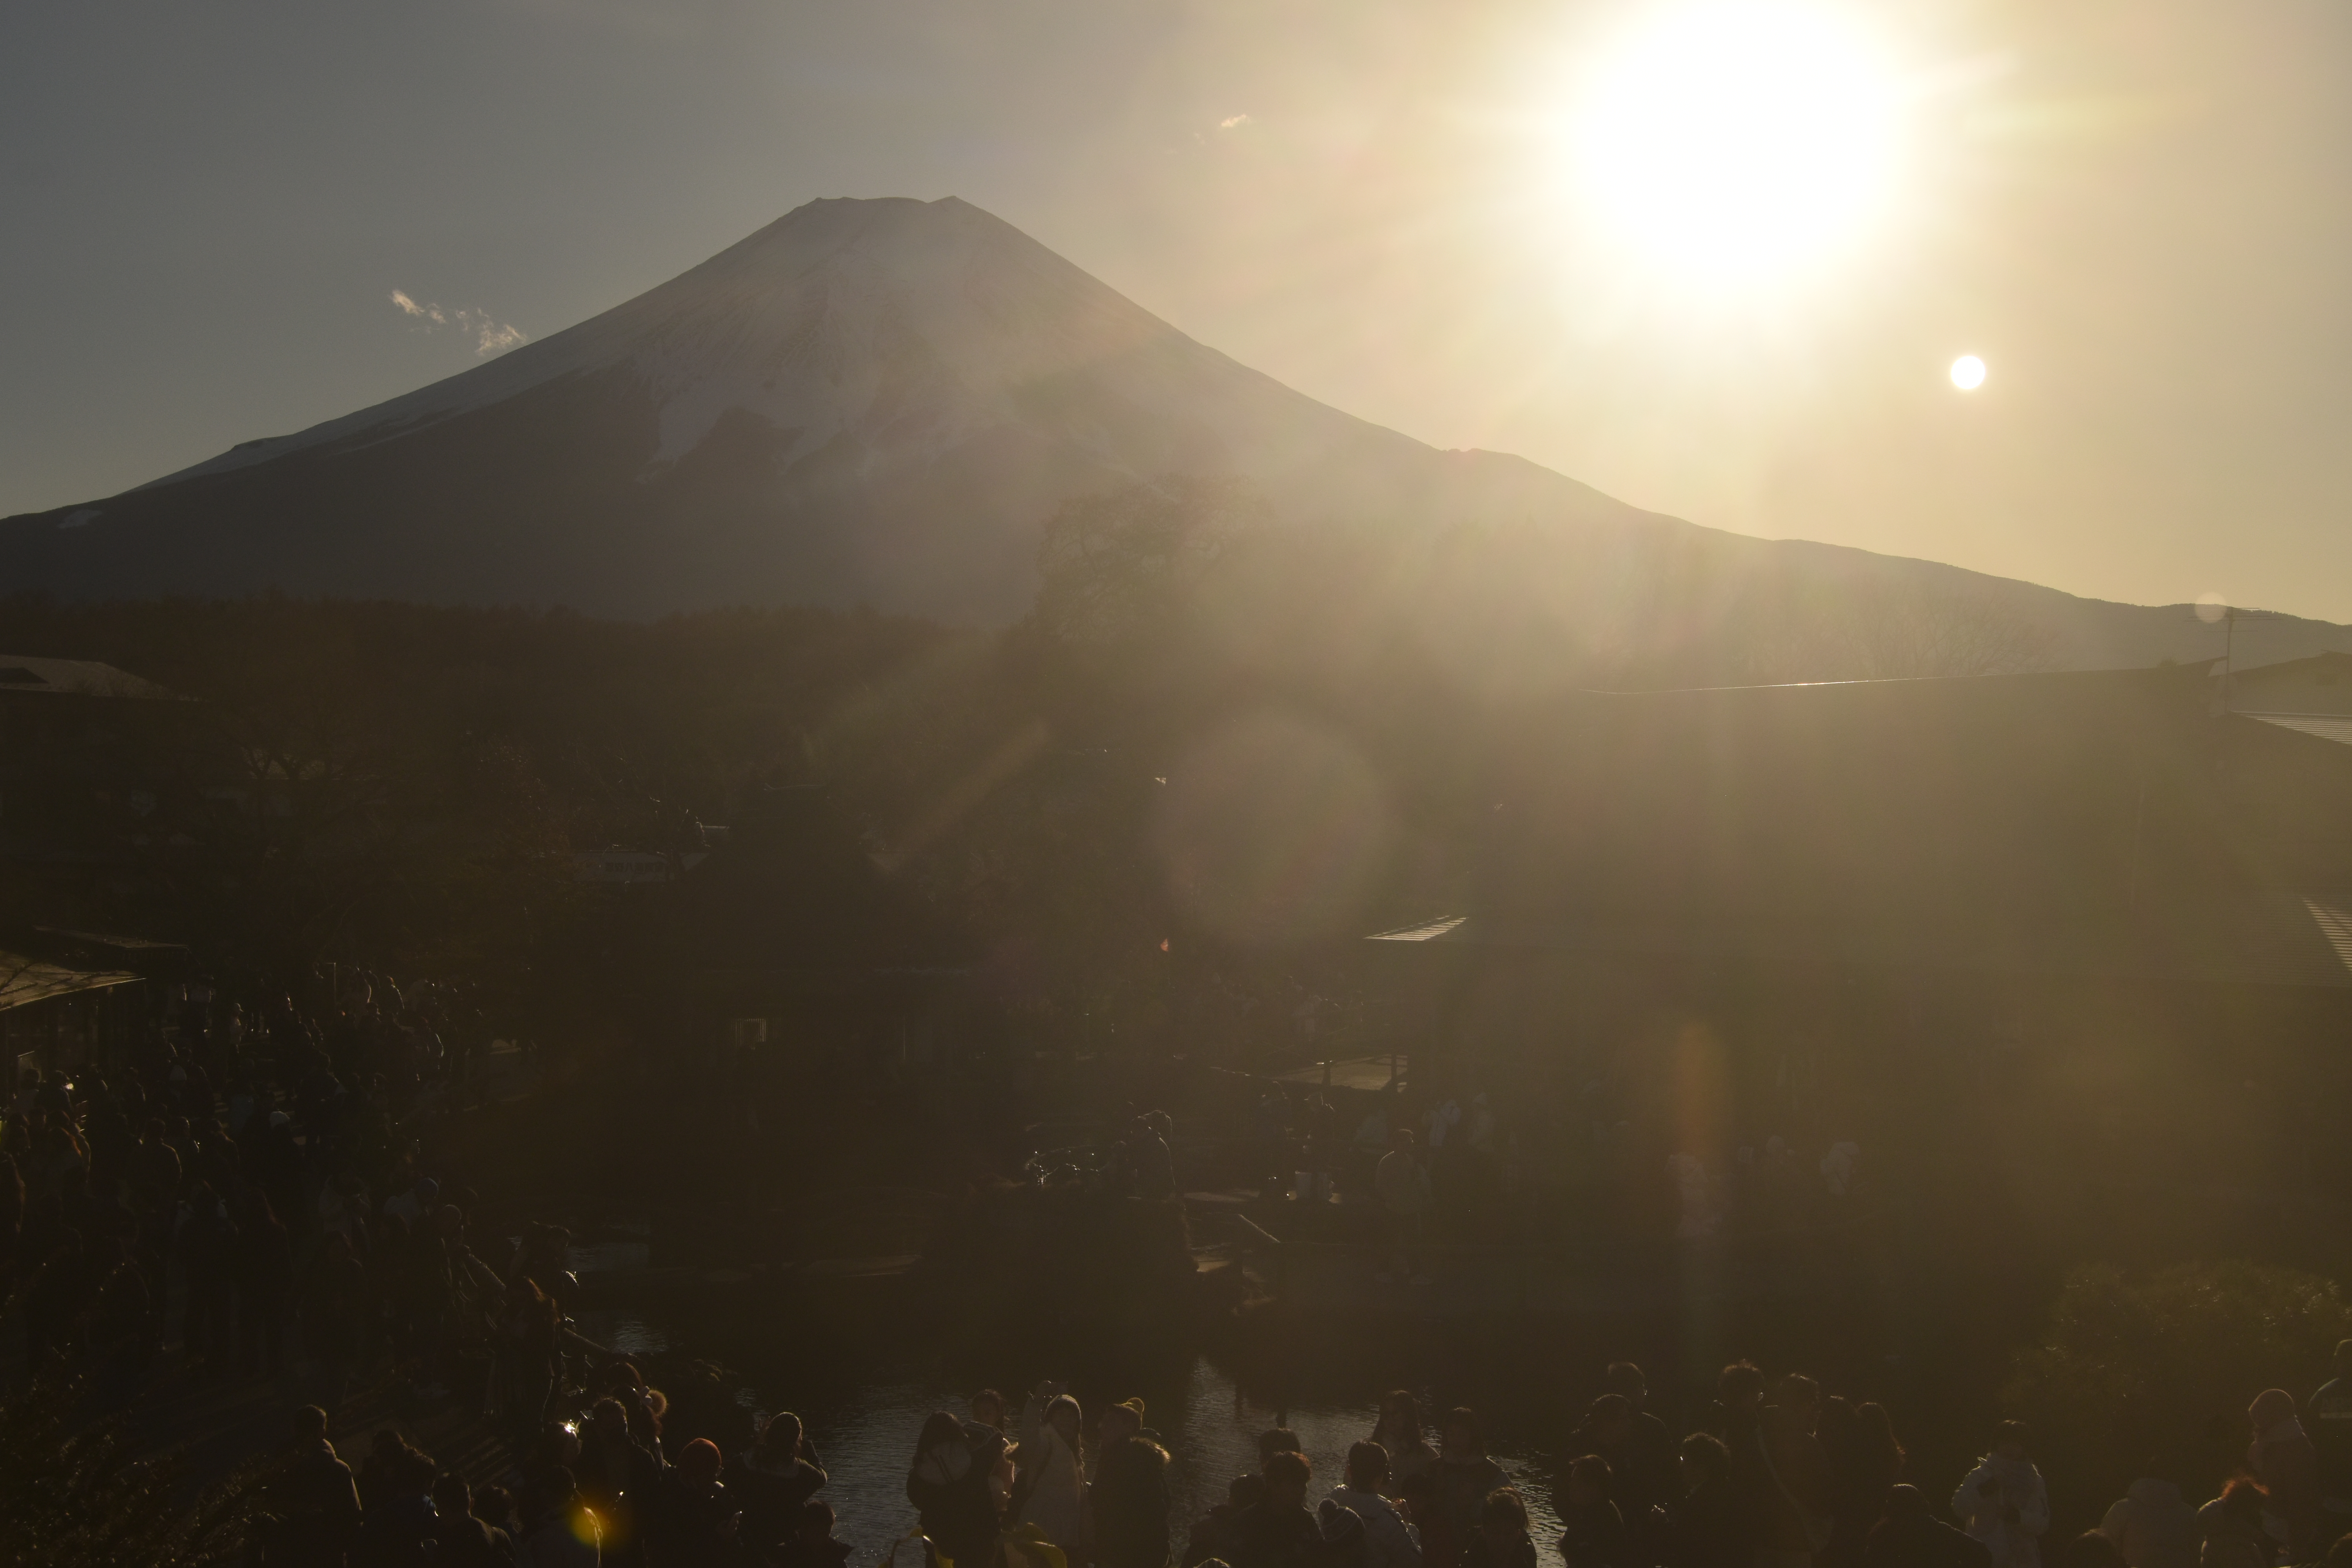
[2,196,1655,623]
[5,195,2347,673]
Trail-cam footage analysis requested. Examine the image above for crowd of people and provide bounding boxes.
[12,974,2352,1568]
[209,1351,2352,1568]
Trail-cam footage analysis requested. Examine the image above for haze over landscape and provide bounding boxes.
[7,0,2352,628]
[16,6,2352,1556]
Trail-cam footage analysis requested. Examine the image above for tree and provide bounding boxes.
[0,1367,263,1568]
[1740,579,2062,684]
[2002,1260,2352,1507]
[1031,477,1265,646]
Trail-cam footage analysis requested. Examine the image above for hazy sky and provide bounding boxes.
[5,1,2351,621]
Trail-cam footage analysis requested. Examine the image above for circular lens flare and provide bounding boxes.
[1573,1,1901,289]
[1950,354,1986,390]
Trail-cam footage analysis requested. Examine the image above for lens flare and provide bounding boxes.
[1153,710,1397,946]
[1572,1,1901,289]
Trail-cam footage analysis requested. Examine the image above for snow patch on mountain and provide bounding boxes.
[147,197,1319,495]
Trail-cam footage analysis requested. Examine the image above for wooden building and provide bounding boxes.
[1,948,149,1085]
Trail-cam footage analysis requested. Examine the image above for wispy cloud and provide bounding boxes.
[389,289,528,356]
[1220,113,1251,129]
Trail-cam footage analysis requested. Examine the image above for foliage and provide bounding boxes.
[1032,477,1263,648]
[1738,578,2062,683]
[0,1368,264,1568]
[2002,1260,2352,1504]
[0,593,955,984]
[0,482,2093,1054]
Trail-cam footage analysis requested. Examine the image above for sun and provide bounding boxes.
[1570,1,1902,289]
[1950,354,1986,390]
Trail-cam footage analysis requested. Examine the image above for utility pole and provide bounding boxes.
[2220,605,2284,714]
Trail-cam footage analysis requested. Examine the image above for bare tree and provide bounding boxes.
[1031,476,1267,645]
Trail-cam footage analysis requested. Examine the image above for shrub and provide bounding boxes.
[0,1368,262,1568]
[2002,1260,2352,1508]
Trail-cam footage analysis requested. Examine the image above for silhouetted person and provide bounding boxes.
[657,1439,741,1568]
[432,1473,516,1568]
[1557,1458,1632,1568]
[2058,1533,2127,1568]
[1953,1423,2049,1568]
[2193,1477,2271,1568]
[1329,1443,1419,1568]
[1425,1409,1508,1568]
[908,1410,1006,1568]
[1094,1399,1173,1568]
[774,1502,852,1568]
[1466,1488,1538,1568]
[1659,1435,1746,1568]
[1370,1391,1439,1493]
[1228,1450,1319,1568]
[1864,1487,1989,1568]
[735,1412,827,1566]
[1822,1399,1904,1568]
[1722,1364,1822,1568]
[2247,1390,2321,1562]
[2309,1341,2352,1510]
[263,1406,363,1568]
[2096,1467,2197,1568]
[516,1469,601,1568]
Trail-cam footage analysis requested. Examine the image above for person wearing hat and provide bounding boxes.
[1093,1401,1172,1568]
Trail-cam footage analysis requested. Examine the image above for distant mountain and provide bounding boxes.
[6,195,2347,673]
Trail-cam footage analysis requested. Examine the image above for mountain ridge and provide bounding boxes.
[7,195,2348,675]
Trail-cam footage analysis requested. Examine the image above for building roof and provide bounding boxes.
[1369,895,2352,988]
[2243,713,2352,747]
[0,655,179,701]
[2225,648,2352,721]
[0,950,144,1013]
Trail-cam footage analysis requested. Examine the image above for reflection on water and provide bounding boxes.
[759,1359,1564,1568]
[572,1308,673,1359]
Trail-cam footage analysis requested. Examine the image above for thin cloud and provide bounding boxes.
[1220,113,1251,129]
[390,289,444,326]
[388,290,528,356]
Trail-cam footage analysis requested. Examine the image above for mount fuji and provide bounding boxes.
[1,197,1659,622]
[5,195,2345,669]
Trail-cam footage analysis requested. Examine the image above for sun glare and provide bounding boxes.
[1950,354,1986,390]
[1572,1,1902,290]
